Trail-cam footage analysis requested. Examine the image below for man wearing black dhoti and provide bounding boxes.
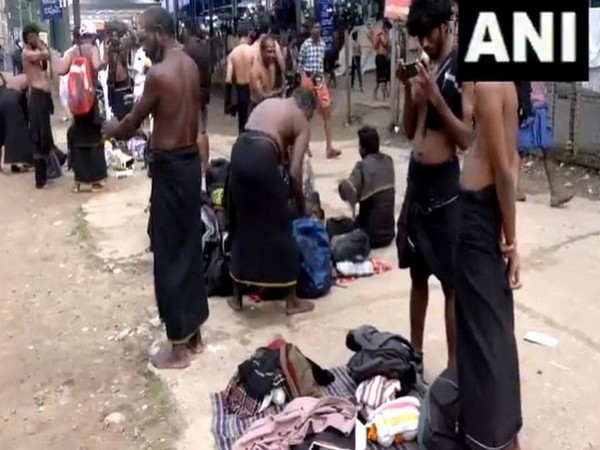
[104,6,209,370]
[226,89,317,316]
[54,22,108,192]
[22,23,55,189]
[457,82,522,450]
[0,74,35,171]
[395,0,475,371]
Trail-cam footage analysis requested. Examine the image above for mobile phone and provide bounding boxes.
[403,62,418,78]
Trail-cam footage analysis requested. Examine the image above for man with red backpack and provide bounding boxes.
[53,21,108,193]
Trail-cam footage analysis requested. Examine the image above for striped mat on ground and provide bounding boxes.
[209,366,420,450]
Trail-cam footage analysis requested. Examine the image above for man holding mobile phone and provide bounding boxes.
[395,0,475,373]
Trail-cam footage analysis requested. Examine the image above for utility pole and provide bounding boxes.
[72,0,81,31]
[18,0,23,30]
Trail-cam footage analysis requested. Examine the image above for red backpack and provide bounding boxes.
[67,46,95,116]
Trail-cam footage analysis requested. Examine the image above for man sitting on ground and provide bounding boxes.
[338,126,395,248]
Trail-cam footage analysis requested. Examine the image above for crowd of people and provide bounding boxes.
[0,0,580,447]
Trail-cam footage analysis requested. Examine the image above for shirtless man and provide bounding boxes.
[249,36,283,108]
[371,20,391,100]
[103,6,209,370]
[227,89,317,315]
[225,27,255,133]
[251,25,285,84]
[456,82,522,450]
[21,23,55,189]
[396,0,474,371]
[104,28,133,121]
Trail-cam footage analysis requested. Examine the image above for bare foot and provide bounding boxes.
[186,331,205,354]
[91,183,106,193]
[227,296,243,312]
[286,299,315,315]
[150,343,190,369]
[326,149,341,159]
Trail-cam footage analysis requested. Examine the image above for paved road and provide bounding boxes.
[84,134,600,450]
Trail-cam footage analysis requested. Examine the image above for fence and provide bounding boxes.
[550,82,600,169]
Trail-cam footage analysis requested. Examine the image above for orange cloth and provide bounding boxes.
[301,73,331,110]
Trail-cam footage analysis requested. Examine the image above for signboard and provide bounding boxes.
[315,0,335,53]
[384,0,410,21]
[40,0,63,21]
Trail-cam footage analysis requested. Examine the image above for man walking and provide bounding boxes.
[297,21,340,159]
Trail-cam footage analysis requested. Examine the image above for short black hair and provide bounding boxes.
[406,0,453,38]
[358,126,380,154]
[292,88,317,112]
[238,24,250,38]
[22,23,41,42]
[182,18,198,37]
[141,6,175,37]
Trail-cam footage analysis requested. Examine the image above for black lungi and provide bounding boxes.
[228,130,298,287]
[68,106,107,184]
[28,87,54,158]
[236,84,251,135]
[456,185,522,449]
[109,80,133,121]
[0,88,34,165]
[375,54,390,83]
[151,147,209,343]
[397,156,460,287]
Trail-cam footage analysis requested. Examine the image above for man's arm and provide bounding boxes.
[91,45,103,71]
[297,41,306,73]
[430,81,474,150]
[225,54,234,83]
[402,83,419,139]
[476,82,516,245]
[110,68,159,138]
[249,64,265,100]
[338,161,364,206]
[275,42,285,76]
[290,117,310,214]
[53,49,72,76]
[23,46,50,63]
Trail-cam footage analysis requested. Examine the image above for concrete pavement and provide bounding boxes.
[83,134,600,450]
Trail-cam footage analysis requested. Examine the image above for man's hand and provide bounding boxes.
[396,59,411,86]
[102,118,120,140]
[507,252,522,290]
[500,240,517,258]
[415,61,441,102]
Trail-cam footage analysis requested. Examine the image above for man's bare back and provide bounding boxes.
[148,49,200,151]
[5,73,28,91]
[245,97,303,154]
[227,44,255,85]
[461,82,518,190]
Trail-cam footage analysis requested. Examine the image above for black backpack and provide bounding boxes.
[417,366,464,450]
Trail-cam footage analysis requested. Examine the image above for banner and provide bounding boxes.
[315,0,335,53]
[40,0,63,21]
[384,0,410,21]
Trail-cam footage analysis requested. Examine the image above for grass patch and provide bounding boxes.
[72,208,92,242]
[139,370,180,450]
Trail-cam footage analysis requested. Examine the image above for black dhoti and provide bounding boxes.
[68,104,107,185]
[0,88,34,165]
[151,147,209,343]
[455,185,522,449]
[228,130,298,287]
[28,88,55,188]
[109,81,133,121]
[397,156,459,287]
[236,84,251,135]
[375,54,390,83]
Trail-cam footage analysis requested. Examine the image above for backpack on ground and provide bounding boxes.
[67,46,95,116]
[293,218,333,299]
[201,204,233,297]
[331,228,371,263]
[417,366,463,450]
